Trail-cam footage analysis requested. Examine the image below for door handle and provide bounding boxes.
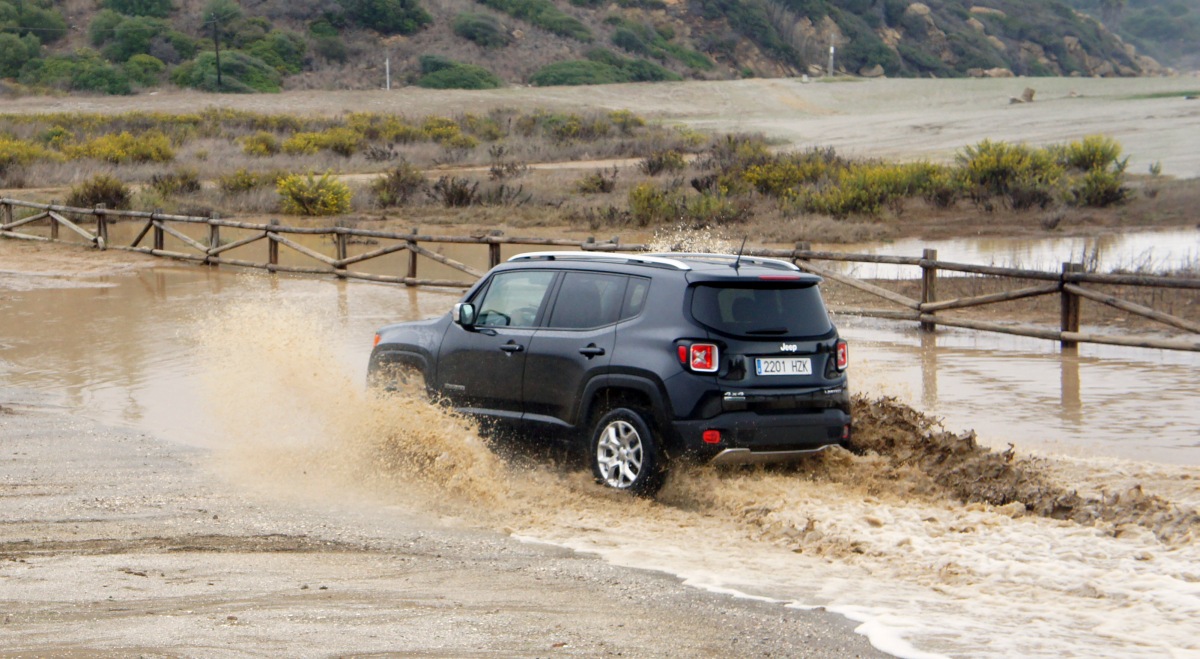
[579,344,606,358]
[499,342,524,354]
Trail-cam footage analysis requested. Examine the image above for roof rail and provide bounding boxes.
[648,252,801,271]
[508,251,692,271]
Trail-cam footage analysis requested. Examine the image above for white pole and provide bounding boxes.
[828,45,835,78]
[386,54,391,90]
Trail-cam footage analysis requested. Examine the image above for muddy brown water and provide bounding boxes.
[11,221,1200,463]
[2,250,1199,657]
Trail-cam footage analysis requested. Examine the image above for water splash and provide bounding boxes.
[192,285,1200,658]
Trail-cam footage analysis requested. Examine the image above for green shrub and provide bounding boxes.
[65,174,132,210]
[416,57,503,89]
[241,130,281,156]
[684,192,751,224]
[1,2,66,43]
[608,109,645,134]
[453,12,511,47]
[477,0,592,41]
[628,182,681,226]
[1070,164,1128,207]
[20,50,133,95]
[103,0,174,17]
[429,176,480,207]
[957,139,1064,210]
[639,150,686,176]
[89,10,126,47]
[102,15,170,62]
[170,51,281,93]
[123,53,165,86]
[0,33,40,78]
[420,116,478,149]
[276,172,352,215]
[313,35,348,62]
[150,168,201,196]
[1059,134,1124,173]
[218,167,281,194]
[372,161,427,206]
[529,60,623,86]
[575,166,618,193]
[0,137,59,177]
[282,127,363,157]
[337,0,432,35]
[64,131,174,163]
[247,30,307,74]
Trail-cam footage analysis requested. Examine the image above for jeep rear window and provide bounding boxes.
[690,284,832,337]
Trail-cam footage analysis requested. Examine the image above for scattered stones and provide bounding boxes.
[859,64,885,78]
[904,2,931,18]
[970,6,1006,17]
[1010,87,1036,104]
[968,67,1015,78]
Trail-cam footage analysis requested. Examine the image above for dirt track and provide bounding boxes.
[5,76,1199,177]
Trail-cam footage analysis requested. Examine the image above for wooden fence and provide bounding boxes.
[3,197,1198,353]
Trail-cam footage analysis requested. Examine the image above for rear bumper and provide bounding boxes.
[670,407,851,461]
[710,445,834,466]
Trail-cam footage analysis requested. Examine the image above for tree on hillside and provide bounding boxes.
[337,0,432,35]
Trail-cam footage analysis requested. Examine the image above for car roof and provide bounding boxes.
[505,251,822,284]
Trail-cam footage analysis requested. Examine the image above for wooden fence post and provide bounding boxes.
[268,219,280,270]
[152,209,164,251]
[920,248,938,331]
[405,226,418,285]
[50,200,59,241]
[794,241,811,260]
[1061,262,1084,348]
[336,231,348,278]
[207,212,220,266]
[488,234,501,269]
[94,203,108,250]
[2,199,11,226]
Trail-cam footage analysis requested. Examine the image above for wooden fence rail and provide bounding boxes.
[3,197,1198,352]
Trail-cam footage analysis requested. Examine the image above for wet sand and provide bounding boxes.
[0,398,884,657]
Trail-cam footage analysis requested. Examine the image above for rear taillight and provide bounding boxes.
[676,342,719,373]
[373,333,381,348]
[835,339,848,371]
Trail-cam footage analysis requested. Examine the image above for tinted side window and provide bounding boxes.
[621,277,650,320]
[690,284,832,337]
[547,272,628,329]
[475,271,556,327]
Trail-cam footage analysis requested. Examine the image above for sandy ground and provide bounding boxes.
[0,400,884,657]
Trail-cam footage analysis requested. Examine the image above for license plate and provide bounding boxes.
[755,357,812,376]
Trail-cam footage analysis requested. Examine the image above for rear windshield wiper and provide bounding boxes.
[746,327,789,335]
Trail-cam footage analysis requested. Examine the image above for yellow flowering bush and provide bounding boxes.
[276,172,352,215]
[64,130,174,163]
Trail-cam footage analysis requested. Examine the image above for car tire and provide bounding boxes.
[590,407,665,496]
[367,362,424,396]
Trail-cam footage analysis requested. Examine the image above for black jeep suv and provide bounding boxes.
[368,251,850,495]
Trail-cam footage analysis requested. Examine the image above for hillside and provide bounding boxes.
[1062,0,1200,70]
[0,0,1169,96]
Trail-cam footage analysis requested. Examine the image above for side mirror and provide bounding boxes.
[453,302,476,328]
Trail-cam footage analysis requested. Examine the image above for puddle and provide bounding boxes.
[2,254,1199,657]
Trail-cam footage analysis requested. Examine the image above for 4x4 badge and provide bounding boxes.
[779,342,798,352]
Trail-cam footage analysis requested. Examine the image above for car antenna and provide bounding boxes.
[732,236,748,269]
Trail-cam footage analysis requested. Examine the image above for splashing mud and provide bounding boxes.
[647,225,737,254]
[195,285,1200,658]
